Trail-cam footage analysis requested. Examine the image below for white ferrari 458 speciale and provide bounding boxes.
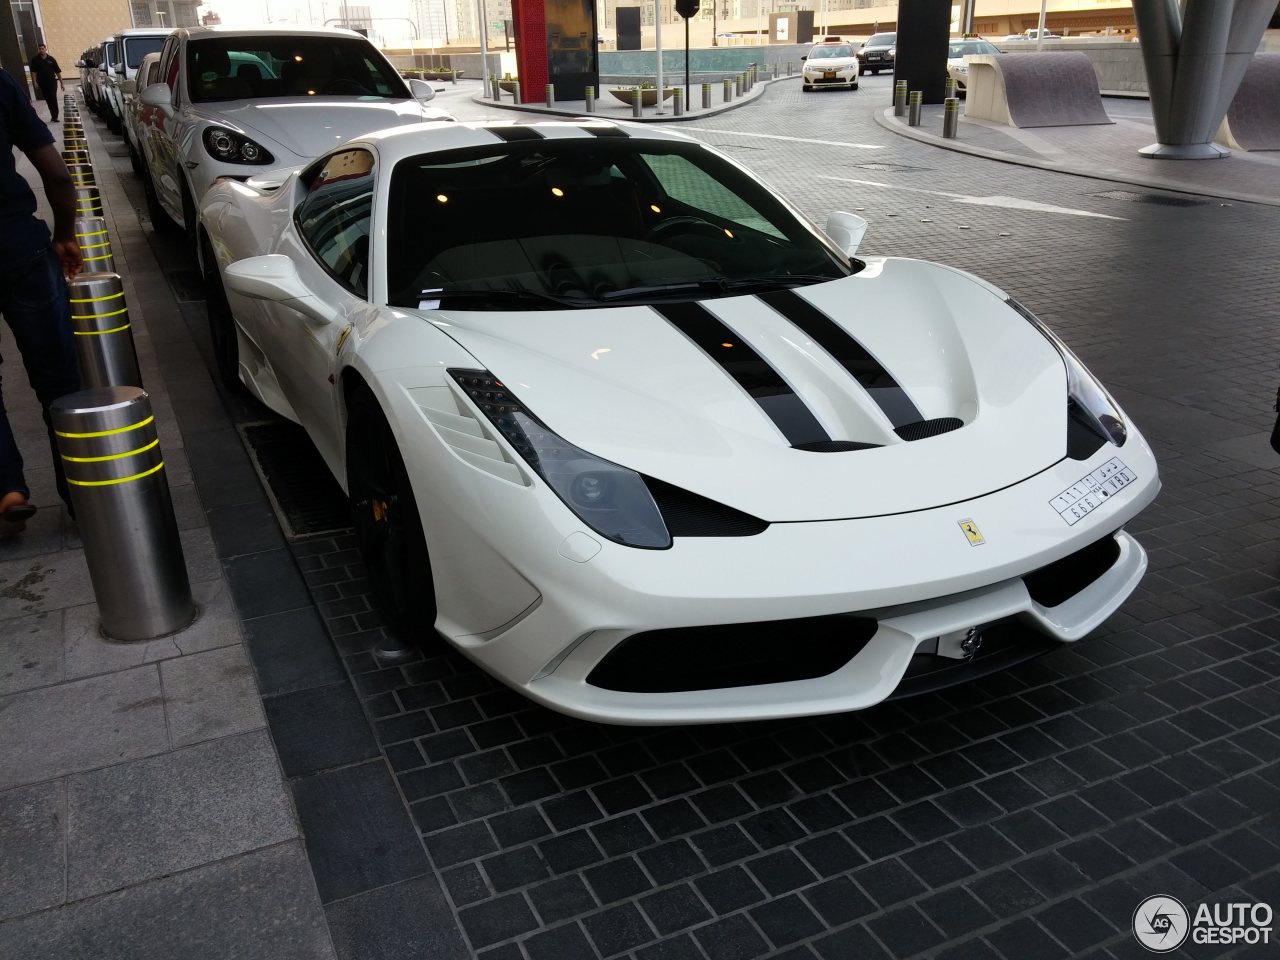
[200,119,1159,724]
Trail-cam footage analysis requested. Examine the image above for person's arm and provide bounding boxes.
[27,143,82,277]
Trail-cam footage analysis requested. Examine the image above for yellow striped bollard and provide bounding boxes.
[67,162,96,188]
[51,387,194,641]
[67,272,141,388]
[74,216,115,273]
[74,185,102,216]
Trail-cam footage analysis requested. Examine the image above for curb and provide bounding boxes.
[873,106,1280,208]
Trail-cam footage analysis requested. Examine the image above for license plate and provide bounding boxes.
[1050,457,1136,525]
[824,71,835,79]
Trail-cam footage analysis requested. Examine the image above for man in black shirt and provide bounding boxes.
[0,67,81,534]
[29,43,63,122]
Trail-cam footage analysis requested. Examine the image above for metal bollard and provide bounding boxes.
[63,121,84,135]
[545,83,555,106]
[673,87,684,116]
[908,90,923,126]
[62,148,90,165]
[632,88,643,118]
[51,387,195,641]
[894,80,908,116]
[512,83,522,105]
[68,273,141,387]
[584,85,595,112]
[943,96,960,138]
[787,61,793,76]
[734,75,742,97]
[490,77,500,100]
[65,138,88,153]
[944,77,957,100]
[75,216,115,273]
[702,82,711,109]
[74,185,102,216]
[724,78,732,102]
[67,162,96,187]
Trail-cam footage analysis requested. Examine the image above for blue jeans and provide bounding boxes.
[0,244,81,508]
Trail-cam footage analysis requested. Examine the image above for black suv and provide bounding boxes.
[857,32,896,74]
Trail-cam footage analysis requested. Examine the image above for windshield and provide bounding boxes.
[187,36,410,103]
[866,33,895,46]
[809,45,854,59]
[124,36,167,69]
[948,40,999,57]
[385,138,854,310]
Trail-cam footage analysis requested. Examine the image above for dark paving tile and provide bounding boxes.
[264,682,380,778]
[207,500,285,559]
[225,548,312,619]
[326,874,467,960]
[291,761,428,903]
[243,607,347,696]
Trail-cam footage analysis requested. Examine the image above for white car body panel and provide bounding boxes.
[202,120,1160,724]
[138,25,452,234]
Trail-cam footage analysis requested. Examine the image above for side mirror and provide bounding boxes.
[140,82,173,107]
[825,211,868,257]
[800,55,807,61]
[76,59,86,68]
[407,77,436,101]
[115,64,126,75]
[225,255,336,325]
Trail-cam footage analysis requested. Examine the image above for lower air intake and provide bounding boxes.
[644,477,769,537]
[587,615,878,692]
[1024,534,1121,608]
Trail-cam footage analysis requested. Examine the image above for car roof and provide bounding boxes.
[172,25,369,41]
[354,120,698,165]
[115,28,173,38]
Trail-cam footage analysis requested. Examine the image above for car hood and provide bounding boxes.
[417,259,1071,522]
[195,98,450,159]
[807,57,857,69]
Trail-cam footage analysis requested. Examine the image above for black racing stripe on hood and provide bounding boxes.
[581,123,630,138]
[758,288,923,428]
[653,302,831,447]
[487,125,545,142]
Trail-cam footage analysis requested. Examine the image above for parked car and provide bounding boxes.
[123,52,162,173]
[200,119,1159,725]
[76,47,101,110]
[136,25,452,246]
[801,40,860,92]
[946,38,1001,93]
[103,28,172,136]
[857,32,896,74]
[86,38,117,120]
[1004,28,1061,40]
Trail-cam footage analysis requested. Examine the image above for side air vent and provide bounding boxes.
[643,477,769,537]
[895,417,963,441]
[409,385,527,485]
[1066,400,1107,460]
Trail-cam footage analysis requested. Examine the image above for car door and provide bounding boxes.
[148,36,185,222]
[257,147,378,468]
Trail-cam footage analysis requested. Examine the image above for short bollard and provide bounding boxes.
[943,96,960,138]
[545,83,555,106]
[702,82,711,109]
[74,185,102,216]
[908,90,923,126]
[584,85,595,112]
[944,77,957,100]
[723,78,732,102]
[512,83,522,105]
[67,162,96,187]
[65,136,88,152]
[75,216,115,272]
[894,80,908,116]
[632,88,643,118]
[52,387,195,641]
[62,148,90,165]
[490,77,500,100]
[787,61,794,76]
[68,273,141,387]
[734,75,742,97]
[63,121,84,136]
[673,87,684,116]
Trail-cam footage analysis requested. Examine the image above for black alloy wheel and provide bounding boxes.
[346,391,437,651]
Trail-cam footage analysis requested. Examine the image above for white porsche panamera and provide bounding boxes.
[200,119,1159,725]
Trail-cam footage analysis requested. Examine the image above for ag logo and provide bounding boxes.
[1133,895,1190,952]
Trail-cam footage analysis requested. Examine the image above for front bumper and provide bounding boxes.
[804,71,858,86]
[428,433,1159,725]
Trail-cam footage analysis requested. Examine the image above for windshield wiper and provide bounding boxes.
[599,274,838,303]
[413,288,592,310]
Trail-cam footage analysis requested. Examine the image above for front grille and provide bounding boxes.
[587,615,878,693]
[895,417,963,441]
[890,621,1055,700]
[644,477,769,537]
[1024,535,1121,608]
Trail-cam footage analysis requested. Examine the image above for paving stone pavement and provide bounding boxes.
[4,79,1277,959]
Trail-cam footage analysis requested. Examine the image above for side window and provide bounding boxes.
[159,37,180,100]
[640,154,785,239]
[296,149,375,299]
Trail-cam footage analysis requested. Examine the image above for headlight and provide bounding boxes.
[887,47,896,57]
[1008,298,1127,446]
[450,369,671,548]
[202,126,274,165]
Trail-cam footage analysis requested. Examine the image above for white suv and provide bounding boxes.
[104,28,172,136]
[137,25,452,247]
